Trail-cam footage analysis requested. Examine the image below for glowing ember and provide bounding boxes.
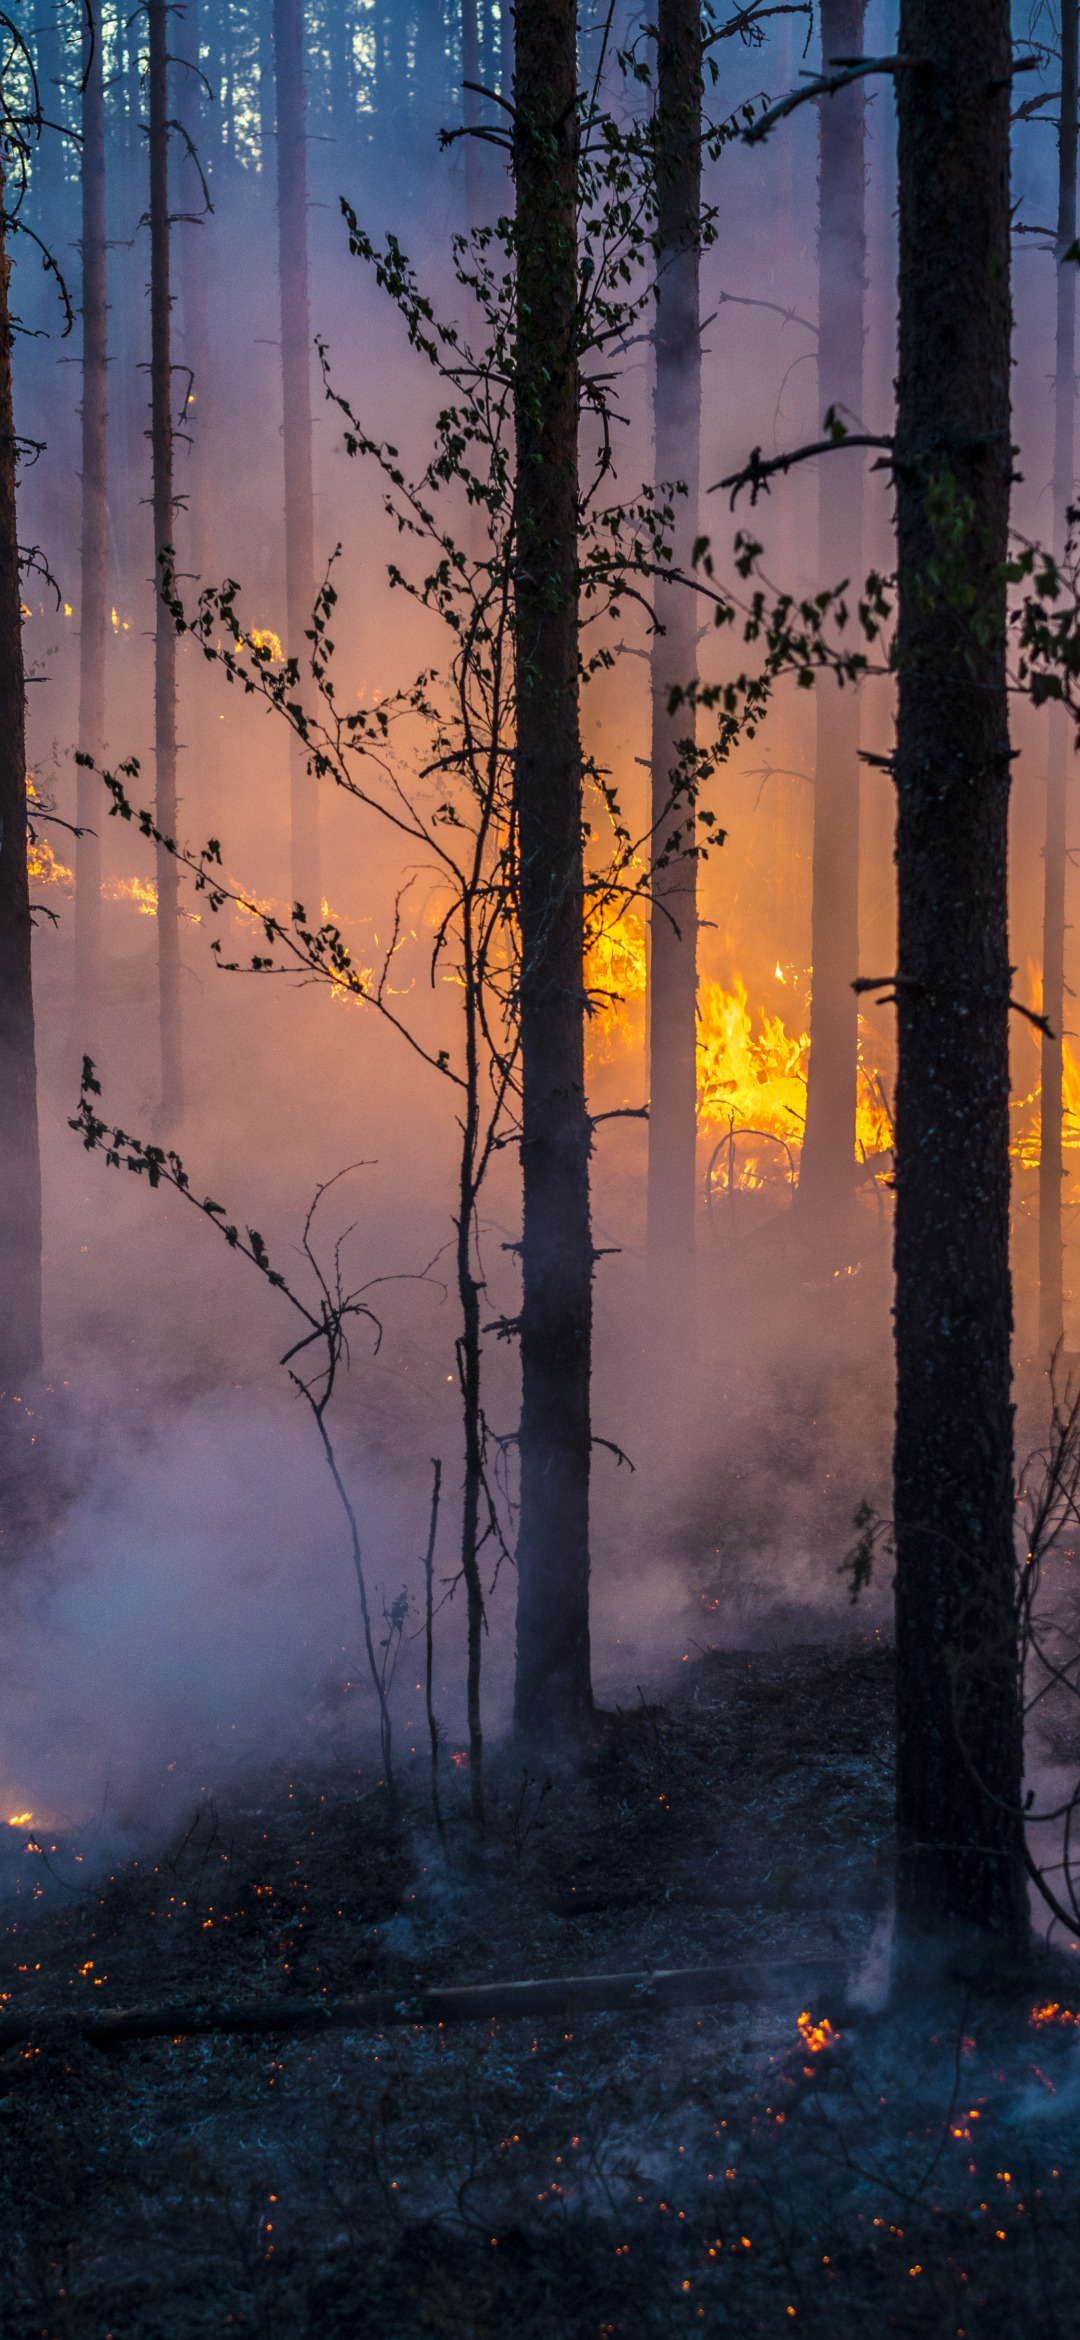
[7,1813,32,1826]
[796,2009,839,2054]
[1029,2003,1080,2029]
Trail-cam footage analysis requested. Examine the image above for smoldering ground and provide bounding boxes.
[1,1629,1080,2339]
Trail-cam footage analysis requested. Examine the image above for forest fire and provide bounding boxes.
[27,834,73,891]
[102,874,159,915]
[6,0,1080,2333]
[586,913,893,1189]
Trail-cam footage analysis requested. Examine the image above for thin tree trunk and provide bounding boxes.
[177,0,212,586]
[462,0,481,228]
[0,172,43,1379]
[1039,0,1078,1363]
[76,11,106,1057]
[892,0,1026,1960]
[645,0,701,1340]
[512,0,593,1744]
[796,0,865,1244]
[149,0,183,1130]
[274,0,321,918]
[457,919,486,1825]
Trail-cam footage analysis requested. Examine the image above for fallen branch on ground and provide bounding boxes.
[0,1957,849,2054]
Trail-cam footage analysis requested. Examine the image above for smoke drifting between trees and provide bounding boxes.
[11,0,1080,2092]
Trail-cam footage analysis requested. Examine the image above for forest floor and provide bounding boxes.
[2,1633,1080,2338]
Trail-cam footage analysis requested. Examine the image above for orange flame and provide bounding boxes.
[584,915,893,1187]
[103,875,158,916]
[796,2009,839,2054]
[27,835,74,890]
[1029,2002,1080,2029]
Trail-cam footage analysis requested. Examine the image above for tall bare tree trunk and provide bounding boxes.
[462,0,482,228]
[0,173,43,1379]
[274,0,320,918]
[796,0,865,1244]
[149,0,183,1130]
[76,10,106,1057]
[512,0,593,1744]
[1039,0,1078,1363]
[892,0,1026,1963]
[177,0,212,586]
[646,0,701,1342]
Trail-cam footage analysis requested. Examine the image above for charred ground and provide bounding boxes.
[1,1636,1078,2337]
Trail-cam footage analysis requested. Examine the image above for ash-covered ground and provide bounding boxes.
[2,1635,1079,2338]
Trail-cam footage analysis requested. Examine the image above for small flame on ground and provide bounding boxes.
[7,1813,32,1827]
[796,2009,838,2054]
[27,836,74,890]
[1029,2002,1080,2029]
[103,875,159,916]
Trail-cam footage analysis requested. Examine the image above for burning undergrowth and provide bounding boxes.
[1,1638,1078,2337]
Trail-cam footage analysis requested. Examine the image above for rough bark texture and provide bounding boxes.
[274,0,321,919]
[149,0,183,1130]
[646,0,701,1334]
[797,0,865,1244]
[1039,0,1078,1362]
[512,0,593,1742]
[0,178,43,1379]
[75,14,106,1056]
[892,1,1026,1956]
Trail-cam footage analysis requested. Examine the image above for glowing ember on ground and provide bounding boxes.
[1029,2002,1080,2029]
[796,2009,839,2054]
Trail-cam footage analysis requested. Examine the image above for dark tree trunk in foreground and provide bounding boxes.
[75,11,107,1056]
[646,0,702,1339]
[892,0,1026,1960]
[797,0,865,1244]
[462,0,482,228]
[149,0,183,1129]
[1039,0,1078,1362]
[512,0,593,1742]
[274,0,321,918]
[0,177,43,1378]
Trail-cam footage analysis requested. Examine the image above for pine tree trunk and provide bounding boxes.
[646,0,701,1338]
[462,0,482,228]
[0,175,43,1379]
[796,0,865,1245]
[274,0,321,919]
[177,0,212,586]
[149,0,183,1130]
[1039,0,1078,1363]
[511,0,593,1744]
[892,0,1026,1959]
[76,12,107,1056]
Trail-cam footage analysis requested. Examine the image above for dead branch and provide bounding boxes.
[0,1957,848,2055]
